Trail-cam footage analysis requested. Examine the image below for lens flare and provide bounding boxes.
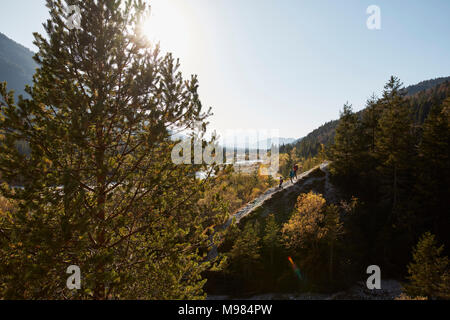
[288,256,303,280]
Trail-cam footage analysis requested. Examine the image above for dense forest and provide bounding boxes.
[328,76,450,296]
[206,76,450,299]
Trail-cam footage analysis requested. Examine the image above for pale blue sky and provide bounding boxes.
[1,0,449,138]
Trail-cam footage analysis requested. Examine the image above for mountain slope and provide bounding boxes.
[0,32,37,97]
[282,76,450,158]
[405,77,450,96]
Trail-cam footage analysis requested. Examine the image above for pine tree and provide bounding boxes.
[0,0,225,299]
[229,222,261,280]
[405,232,449,299]
[359,94,382,199]
[317,143,326,162]
[416,98,450,237]
[262,214,280,266]
[362,94,381,154]
[438,271,450,299]
[330,103,365,184]
[375,76,414,215]
[323,204,344,282]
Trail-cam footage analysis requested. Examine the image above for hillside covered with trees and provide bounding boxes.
[279,77,450,176]
[329,76,450,296]
[0,32,37,97]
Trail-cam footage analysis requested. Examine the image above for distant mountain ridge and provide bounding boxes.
[404,77,450,96]
[0,32,37,97]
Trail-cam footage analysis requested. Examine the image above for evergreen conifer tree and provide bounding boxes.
[405,232,449,299]
[330,103,365,185]
[0,0,224,299]
[416,98,450,237]
[262,214,280,266]
[229,222,261,280]
[375,76,414,215]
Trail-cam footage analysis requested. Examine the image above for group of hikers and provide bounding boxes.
[279,163,299,188]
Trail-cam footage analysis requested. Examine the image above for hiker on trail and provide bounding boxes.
[279,176,284,189]
[289,169,295,183]
[293,164,298,179]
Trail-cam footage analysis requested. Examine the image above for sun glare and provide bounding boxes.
[141,0,192,53]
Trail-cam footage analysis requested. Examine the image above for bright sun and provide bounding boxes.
[139,0,194,56]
